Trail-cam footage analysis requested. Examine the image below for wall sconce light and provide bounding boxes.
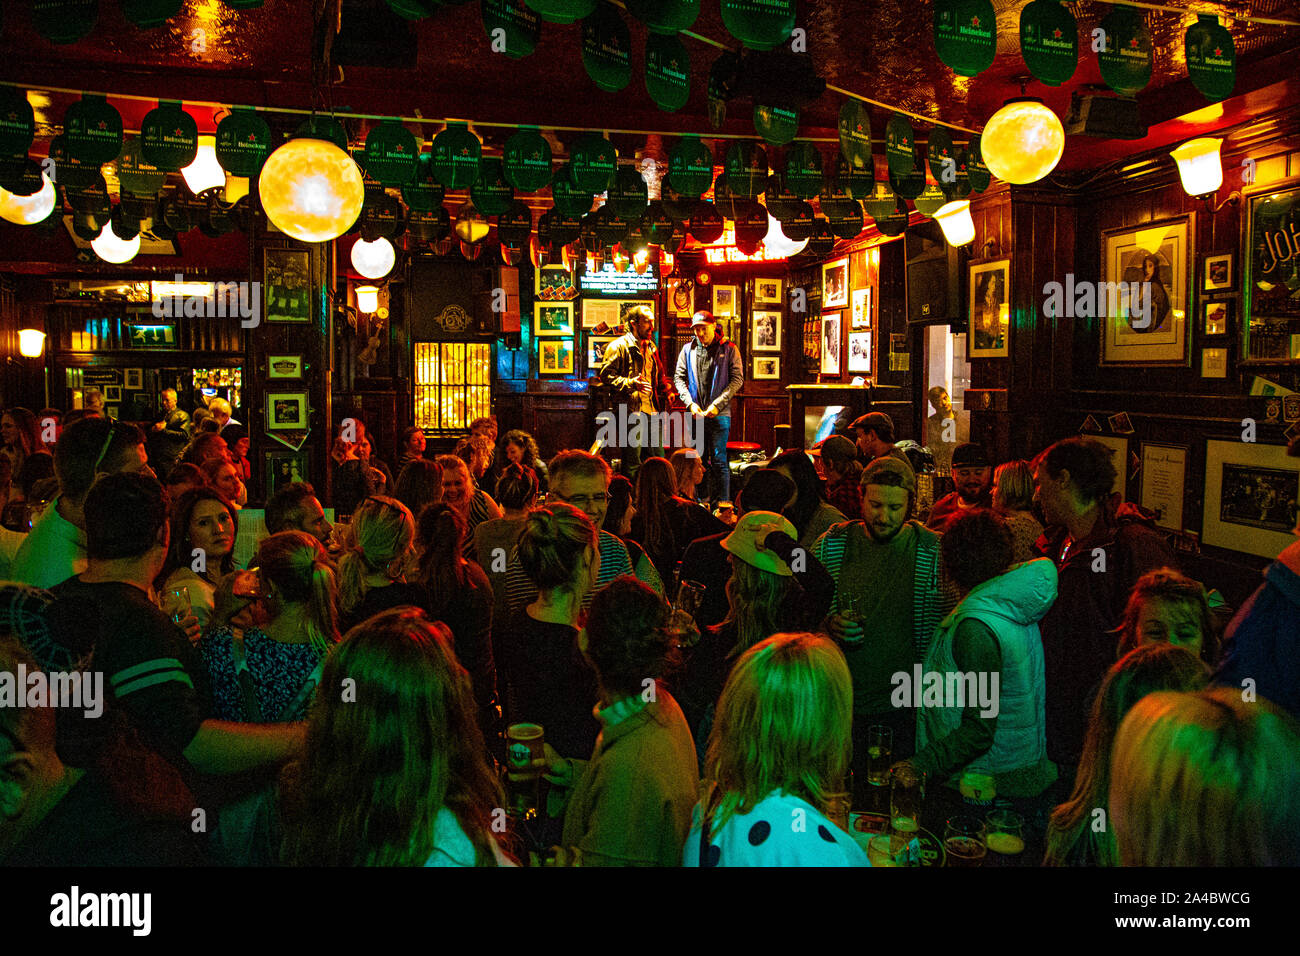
[18,329,46,358]
[181,135,226,196]
[355,284,380,315]
[934,200,976,247]
[1170,137,1241,213]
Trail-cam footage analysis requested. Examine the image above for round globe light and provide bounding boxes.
[763,214,809,258]
[981,99,1065,185]
[0,171,57,225]
[258,137,365,243]
[351,236,396,279]
[91,224,141,263]
[934,200,976,247]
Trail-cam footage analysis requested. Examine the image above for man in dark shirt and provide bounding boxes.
[50,473,304,797]
[148,388,190,477]
[926,442,994,533]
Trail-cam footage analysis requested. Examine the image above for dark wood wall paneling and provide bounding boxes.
[974,111,1300,604]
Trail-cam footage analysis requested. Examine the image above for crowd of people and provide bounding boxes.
[0,399,1297,869]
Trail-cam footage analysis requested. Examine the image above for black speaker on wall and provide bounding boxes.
[905,219,968,333]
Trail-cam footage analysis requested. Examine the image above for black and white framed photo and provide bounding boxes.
[753,355,781,380]
[754,277,783,305]
[267,354,305,380]
[266,392,309,431]
[124,368,143,390]
[103,385,121,403]
[820,311,842,375]
[1202,252,1235,293]
[751,310,782,351]
[1203,438,1300,557]
[822,258,849,309]
[848,331,872,373]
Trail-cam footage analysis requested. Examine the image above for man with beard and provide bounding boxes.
[811,457,944,770]
[926,443,993,534]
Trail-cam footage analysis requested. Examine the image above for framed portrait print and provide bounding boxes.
[751,310,782,351]
[124,368,143,390]
[1202,252,1234,292]
[753,355,781,380]
[1203,439,1300,558]
[265,450,309,498]
[1100,214,1192,366]
[754,277,783,305]
[267,354,305,380]
[266,392,309,431]
[1203,300,1231,336]
[713,284,737,316]
[848,331,872,373]
[968,257,1011,358]
[534,302,574,337]
[820,311,842,375]
[851,287,872,329]
[264,248,311,323]
[588,335,618,369]
[539,339,574,375]
[822,258,849,309]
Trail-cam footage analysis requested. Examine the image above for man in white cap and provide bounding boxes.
[674,311,744,508]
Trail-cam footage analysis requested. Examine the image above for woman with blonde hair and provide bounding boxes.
[201,531,340,722]
[501,502,602,761]
[670,447,704,502]
[992,459,1043,563]
[337,496,424,633]
[436,453,502,557]
[281,607,514,866]
[1114,567,1217,664]
[1109,687,1300,866]
[684,632,868,866]
[1044,643,1209,866]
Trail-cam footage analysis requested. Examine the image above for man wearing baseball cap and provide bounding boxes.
[926,442,994,534]
[674,311,744,508]
[811,455,944,775]
[848,412,910,468]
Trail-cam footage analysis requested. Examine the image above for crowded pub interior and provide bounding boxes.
[0,0,1298,885]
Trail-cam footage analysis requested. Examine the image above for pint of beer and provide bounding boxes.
[505,723,545,818]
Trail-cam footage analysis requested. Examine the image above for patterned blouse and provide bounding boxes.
[199,626,325,722]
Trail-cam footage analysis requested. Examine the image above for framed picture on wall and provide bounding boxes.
[1203,438,1300,558]
[267,354,305,380]
[851,287,872,329]
[1203,300,1231,336]
[103,385,121,403]
[539,339,574,375]
[1202,252,1234,292]
[588,336,618,369]
[1139,442,1187,532]
[822,258,849,309]
[968,257,1011,358]
[820,311,842,375]
[535,265,579,300]
[533,302,574,337]
[1242,176,1300,361]
[124,368,143,390]
[848,331,872,373]
[665,278,694,317]
[264,248,311,323]
[713,284,737,316]
[582,298,619,330]
[1100,214,1192,366]
[266,392,309,431]
[751,310,782,351]
[755,277,783,305]
[265,450,309,498]
[753,355,781,380]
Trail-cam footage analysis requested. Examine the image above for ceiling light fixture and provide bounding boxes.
[981,96,1065,185]
[351,236,396,279]
[258,137,365,243]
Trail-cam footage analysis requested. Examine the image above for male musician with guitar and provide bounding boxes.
[596,305,674,481]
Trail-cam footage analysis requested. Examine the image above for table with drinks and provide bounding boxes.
[838,724,1039,867]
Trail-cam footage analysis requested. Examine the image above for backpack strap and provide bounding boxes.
[229,629,264,723]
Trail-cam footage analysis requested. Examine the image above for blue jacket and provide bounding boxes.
[1214,540,1300,722]
[675,337,744,417]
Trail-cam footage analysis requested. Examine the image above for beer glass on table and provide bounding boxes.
[890,764,925,835]
[985,809,1025,856]
[866,725,892,788]
[944,815,988,867]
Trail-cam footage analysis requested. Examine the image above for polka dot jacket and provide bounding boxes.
[683,790,870,867]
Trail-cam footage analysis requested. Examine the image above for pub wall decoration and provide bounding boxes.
[1100,215,1192,367]
[1203,439,1300,558]
[1243,176,1300,363]
[264,248,311,324]
[968,257,1010,359]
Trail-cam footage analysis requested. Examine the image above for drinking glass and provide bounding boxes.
[866,725,892,788]
[985,809,1025,856]
[866,833,911,868]
[943,816,988,867]
[890,765,925,835]
[505,723,545,819]
[161,586,190,625]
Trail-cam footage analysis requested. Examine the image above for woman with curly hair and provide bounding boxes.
[498,429,548,493]
[281,608,514,866]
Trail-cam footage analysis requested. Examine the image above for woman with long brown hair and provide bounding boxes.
[1044,642,1209,866]
[281,608,513,866]
[629,456,726,591]
[156,488,239,630]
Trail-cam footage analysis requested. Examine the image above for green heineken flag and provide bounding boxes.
[668,136,712,198]
[913,182,948,217]
[1098,5,1152,96]
[526,0,595,24]
[215,108,271,177]
[1019,0,1077,87]
[116,136,168,198]
[552,165,595,219]
[431,122,482,189]
[608,164,649,218]
[364,120,418,186]
[784,141,823,199]
[63,94,123,165]
[0,87,34,158]
[570,133,617,193]
[1185,15,1235,102]
[471,157,515,216]
[836,155,875,200]
[496,200,532,247]
[838,100,872,170]
[725,140,768,197]
[295,115,348,151]
[482,0,541,59]
[503,127,552,192]
[754,104,799,146]
[140,101,197,171]
[934,0,996,77]
[688,202,724,244]
[582,4,632,93]
[32,0,98,43]
[645,33,691,112]
[885,114,915,178]
[719,0,796,52]
[967,135,991,192]
[402,154,447,211]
